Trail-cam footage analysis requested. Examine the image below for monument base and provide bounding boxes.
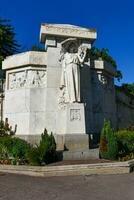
[15,134,99,160]
[55,134,89,151]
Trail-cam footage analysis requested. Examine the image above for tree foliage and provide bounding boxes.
[117,83,134,97]
[90,47,117,67]
[0,18,20,70]
[31,44,45,52]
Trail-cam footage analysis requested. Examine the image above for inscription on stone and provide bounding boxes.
[70,109,81,121]
[45,24,95,38]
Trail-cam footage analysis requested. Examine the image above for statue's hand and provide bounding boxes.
[78,46,87,63]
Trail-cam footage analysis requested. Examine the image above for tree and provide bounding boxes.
[31,44,45,52]
[117,83,134,96]
[99,120,118,160]
[0,18,20,71]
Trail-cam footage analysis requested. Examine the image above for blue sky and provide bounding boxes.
[0,0,134,84]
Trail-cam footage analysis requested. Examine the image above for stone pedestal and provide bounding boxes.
[65,103,86,134]
[57,103,86,135]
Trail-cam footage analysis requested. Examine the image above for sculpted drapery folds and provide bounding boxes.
[59,38,87,104]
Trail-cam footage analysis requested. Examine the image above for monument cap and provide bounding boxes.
[40,23,97,43]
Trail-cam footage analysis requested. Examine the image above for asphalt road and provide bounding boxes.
[0,172,134,200]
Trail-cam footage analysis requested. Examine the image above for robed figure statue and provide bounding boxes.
[59,38,87,104]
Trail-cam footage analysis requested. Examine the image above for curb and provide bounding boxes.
[0,160,134,177]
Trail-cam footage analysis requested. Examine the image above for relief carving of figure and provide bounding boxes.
[18,70,28,88]
[9,70,46,90]
[59,38,87,104]
[10,73,17,89]
[31,71,42,87]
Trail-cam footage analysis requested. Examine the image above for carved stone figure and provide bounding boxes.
[59,38,87,104]
[31,71,41,87]
[18,70,28,88]
[8,70,46,89]
[30,70,46,87]
[10,73,17,89]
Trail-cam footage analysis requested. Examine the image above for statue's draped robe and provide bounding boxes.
[60,52,80,103]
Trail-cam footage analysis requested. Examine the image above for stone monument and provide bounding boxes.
[2,23,118,159]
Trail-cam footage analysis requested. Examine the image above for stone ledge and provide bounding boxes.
[2,51,47,70]
[0,160,134,177]
[93,60,116,76]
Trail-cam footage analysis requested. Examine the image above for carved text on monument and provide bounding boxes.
[70,109,81,121]
[45,25,96,38]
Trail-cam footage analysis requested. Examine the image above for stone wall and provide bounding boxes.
[90,60,117,135]
[116,88,134,129]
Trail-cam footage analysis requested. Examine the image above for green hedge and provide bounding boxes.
[0,136,31,161]
[115,130,134,157]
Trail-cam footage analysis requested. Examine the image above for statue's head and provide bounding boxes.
[68,42,77,53]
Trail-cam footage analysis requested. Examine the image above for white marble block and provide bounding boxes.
[65,103,86,134]
[2,51,47,136]
[56,103,86,135]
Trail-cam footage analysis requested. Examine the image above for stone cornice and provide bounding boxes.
[40,23,97,43]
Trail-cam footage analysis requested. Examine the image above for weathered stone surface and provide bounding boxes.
[2,51,47,70]
[63,149,99,160]
[116,89,134,129]
[93,60,116,76]
[40,24,97,43]
[5,88,46,135]
[57,104,86,135]
[3,54,47,136]
[0,159,133,177]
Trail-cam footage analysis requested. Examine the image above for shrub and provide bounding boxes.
[0,118,17,137]
[26,146,42,166]
[0,136,13,152]
[99,120,118,160]
[0,143,9,160]
[11,138,31,159]
[0,128,57,165]
[115,130,134,157]
[0,136,31,162]
[27,129,57,166]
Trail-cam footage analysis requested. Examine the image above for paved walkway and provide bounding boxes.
[0,172,134,200]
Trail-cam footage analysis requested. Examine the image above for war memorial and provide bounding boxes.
[2,24,134,159]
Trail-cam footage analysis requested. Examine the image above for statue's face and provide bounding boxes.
[68,43,77,53]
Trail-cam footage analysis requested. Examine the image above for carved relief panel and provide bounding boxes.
[8,69,46,90]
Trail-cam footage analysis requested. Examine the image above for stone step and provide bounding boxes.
[63,148,99,160]
[0,159,133,177]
